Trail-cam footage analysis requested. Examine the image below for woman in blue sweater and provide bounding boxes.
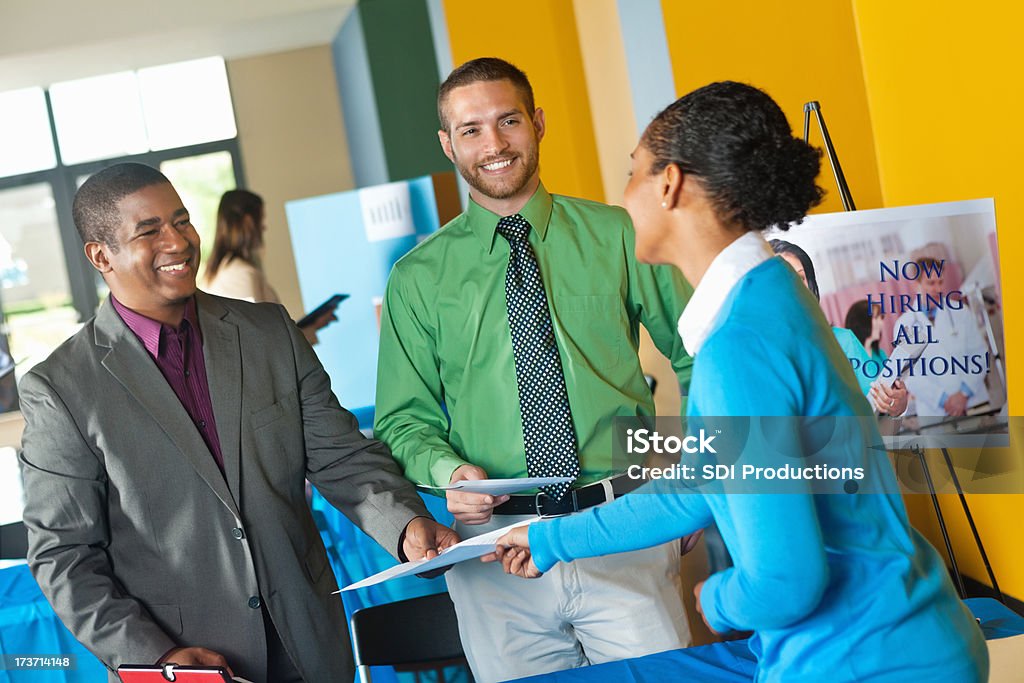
[494,82,987,682]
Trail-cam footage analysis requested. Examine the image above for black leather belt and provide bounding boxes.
[493,476,640,516]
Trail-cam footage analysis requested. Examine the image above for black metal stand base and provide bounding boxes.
[913,445,1004,603]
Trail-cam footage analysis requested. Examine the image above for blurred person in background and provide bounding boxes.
[204,189,335,345]
[771,239,907,415]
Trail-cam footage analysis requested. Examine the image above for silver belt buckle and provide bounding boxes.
[534,489,577,519]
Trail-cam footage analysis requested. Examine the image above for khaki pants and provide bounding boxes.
[446,514,691,683]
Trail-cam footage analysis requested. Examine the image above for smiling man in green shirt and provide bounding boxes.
[375,57,694,682]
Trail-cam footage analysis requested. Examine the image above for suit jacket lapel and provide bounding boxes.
[94,298,241,519]
[195,292,243,502]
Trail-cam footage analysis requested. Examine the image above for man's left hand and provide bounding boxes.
[401,516,460,561]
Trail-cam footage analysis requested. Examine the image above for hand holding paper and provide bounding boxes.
[490,524,542,579]
[870,378,908,415]
[401,516,460,561]
[440,464,508,525]
[340,518,540,591]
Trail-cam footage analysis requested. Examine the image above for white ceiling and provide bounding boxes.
[0,0,357,91]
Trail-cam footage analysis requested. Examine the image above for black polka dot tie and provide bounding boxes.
[496,214,579,501]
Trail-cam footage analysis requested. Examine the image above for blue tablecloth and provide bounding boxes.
[0,491,463,683]
[513,598,1022,683]
[0,564,106,682]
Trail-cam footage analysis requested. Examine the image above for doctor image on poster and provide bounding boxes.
[893,256,990,417]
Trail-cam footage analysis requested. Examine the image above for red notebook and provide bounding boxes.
[117,665,240,682]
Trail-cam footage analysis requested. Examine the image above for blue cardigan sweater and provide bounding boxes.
[530,257,987,682]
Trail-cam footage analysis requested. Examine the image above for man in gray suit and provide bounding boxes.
[19,163,458,683]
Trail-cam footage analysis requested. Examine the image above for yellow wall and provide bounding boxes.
[658,0,1024,595]
[660,0,883,214]
[571,0,637,207]
[853,0,1024,595]
[440,0,605,202]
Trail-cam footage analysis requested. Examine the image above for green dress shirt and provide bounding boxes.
[375,184,693,488]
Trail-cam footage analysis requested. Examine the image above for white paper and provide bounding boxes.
[417,476,573,496]
[338,518,539,592]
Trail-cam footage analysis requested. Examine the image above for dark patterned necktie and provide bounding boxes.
[496,214,579,500]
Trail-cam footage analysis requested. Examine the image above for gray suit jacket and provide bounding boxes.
[19,292,430,682]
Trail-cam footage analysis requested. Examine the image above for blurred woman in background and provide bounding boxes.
[204,190,275,303]
[204,189,335,344]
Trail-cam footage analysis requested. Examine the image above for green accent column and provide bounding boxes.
[350,0,450,183]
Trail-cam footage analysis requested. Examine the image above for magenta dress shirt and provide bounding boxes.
[111,296,224,472]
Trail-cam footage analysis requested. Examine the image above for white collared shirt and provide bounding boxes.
[677,230,773,356]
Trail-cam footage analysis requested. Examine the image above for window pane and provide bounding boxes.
[139,57,237,151]
[50,72,149,165]
[0,87,57,178]
[0,183,80,378]
[160,151,237,270]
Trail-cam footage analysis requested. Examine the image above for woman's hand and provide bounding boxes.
[870,379,908,415]
[298,309,338,346]
[693,580,722,637]
[694,581,752,641]
[500,546,542,578]
[484,526,544,578]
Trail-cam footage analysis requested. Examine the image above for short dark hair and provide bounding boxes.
[643,81,824,232]
[770,239,820,300]
[844,299,877,351]
[437,57,535,132]
[205,189,265,279]
[72,163,171,250]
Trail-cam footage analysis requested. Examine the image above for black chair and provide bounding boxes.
[0,521,28,559]
[350,591,471,683]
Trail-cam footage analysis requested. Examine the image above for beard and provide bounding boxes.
[452,142,540,201]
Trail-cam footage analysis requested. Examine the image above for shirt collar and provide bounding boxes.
[677,231,772,356]
[110,295,201,359]
[467,183,553,253]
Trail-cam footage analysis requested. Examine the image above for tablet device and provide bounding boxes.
[117,664,233,682]
[296,294,348,328]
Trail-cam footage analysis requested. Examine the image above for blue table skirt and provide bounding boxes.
[0,564,106,682]
[0,490,460,683]
[512,598,1022,683]
[9,495,1019,683]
